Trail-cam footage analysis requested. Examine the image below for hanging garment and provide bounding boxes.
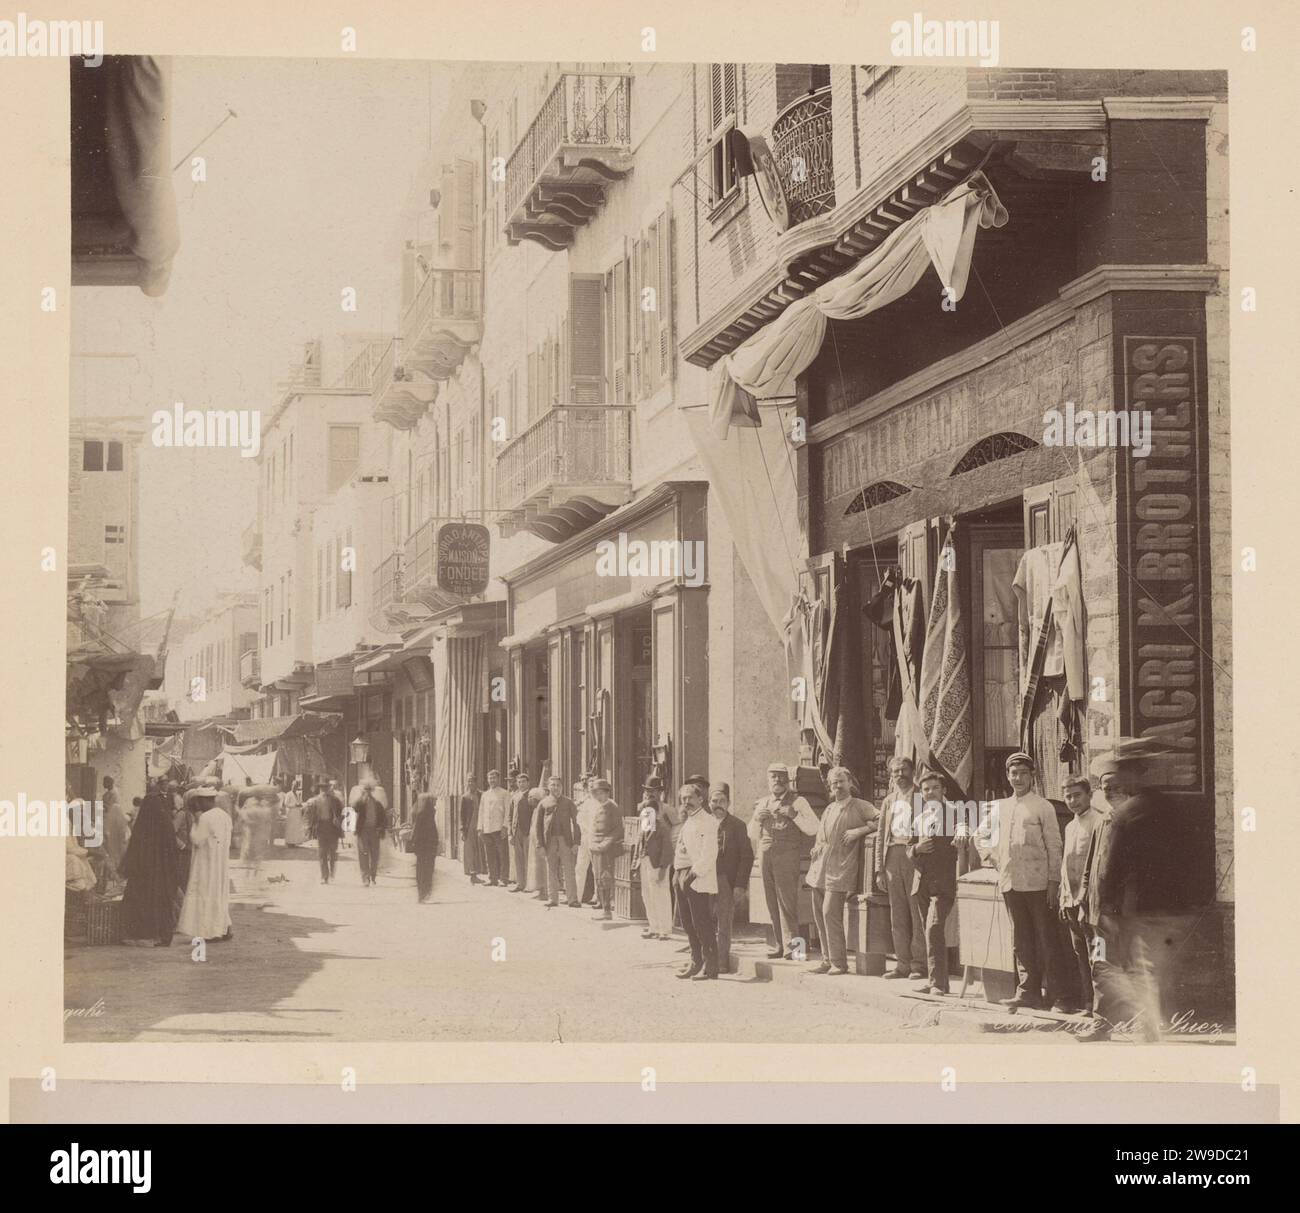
[917,527,974,796]
[1012,542,1065,689]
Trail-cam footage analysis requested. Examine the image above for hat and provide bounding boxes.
[527,788,544,805]
[642,775,664,791]
[592,778,612,793]
[766,762,791,776]
[1092,736,1167,778]
[1005,751,1035,771]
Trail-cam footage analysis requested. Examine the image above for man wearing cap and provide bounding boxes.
[586,779,624,921]
[711,782,753,973]
[1079,742,1195,1042]
[908,768,958,994]
[750,763,819,960]
[507,771,535,893]
[874,755,927,981]
[1058,774,1107,1017]
[634,775,673,939]
[478,769,512,887]
[975,751,1065,1011]
[535,774,582,909]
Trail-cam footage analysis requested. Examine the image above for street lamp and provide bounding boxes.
[349,736,370,766]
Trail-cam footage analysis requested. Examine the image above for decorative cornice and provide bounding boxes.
[808,263,1221,447]
[968,100,1107,130]
[1103,97,1219,122]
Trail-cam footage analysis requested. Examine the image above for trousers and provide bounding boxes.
[675,870,718,974]
[882,845,925,974]
[531,834,549,897]
[415,854,436,901]
[1003,888,1063,1005]
[317,833,338,881]
[912,885,955,991]
[483,830,508,884]
[544,837,579,906]
[811,887,851,970]
[574,843,593,903]
[640,860,672,935]
[1062,904,1095,1012]
[760,845,802,948]
[715,874,736,972]
[511,833,530,888]
[356,829,381,884]
[1092,912,1196,1040]
[591,851,616,911]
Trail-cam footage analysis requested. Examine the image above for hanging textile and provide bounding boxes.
[917,524,974,796]
[433,634,485,799]
[219,749,277,787]
[1012,541,1065,690]
[708,173,1008,437]
[864,572,925,725]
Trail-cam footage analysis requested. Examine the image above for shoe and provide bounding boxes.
[909,970,926,980]
[1076,1022,1113,1042]
[828,966,849,977]
[766,948,784,959]
[999,995,1043,1011]
[676,964,702,979]
[913,982,934,994]
[810,961,833,975]
[568,901,582,908]
[930,986,950,996]
[883,969,910,980]
[641,929,654,938]
[692,971,718,981]
[1052,1002,1082,1015]
[601,910,613,920]
[320,878,327,885]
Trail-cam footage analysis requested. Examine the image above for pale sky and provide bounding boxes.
[72,56,451,620]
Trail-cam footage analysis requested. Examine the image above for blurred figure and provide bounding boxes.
[352,781,389,888]
[410,792,440,903]
[308,781,344,884]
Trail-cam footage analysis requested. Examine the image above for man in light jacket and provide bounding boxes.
[674,782,721,980]
[975,751,1065,1011]
[587,778,624,920]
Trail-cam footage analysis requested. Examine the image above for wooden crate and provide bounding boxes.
[64,889,89,942]
[614,876,646,921]
[86,896,123,946]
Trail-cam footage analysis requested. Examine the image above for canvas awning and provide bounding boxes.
[219,749,278,787]
[220,713,341,745]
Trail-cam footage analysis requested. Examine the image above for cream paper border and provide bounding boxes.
[2,0,1297,1122]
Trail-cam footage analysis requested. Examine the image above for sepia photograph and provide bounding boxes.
[57,47,1234,1052]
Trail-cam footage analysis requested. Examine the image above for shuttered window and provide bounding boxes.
[568,274,605,404]
[707,64,739,206]
[606,255,628,404]
[455,157,477,269]
[337,528,353,609]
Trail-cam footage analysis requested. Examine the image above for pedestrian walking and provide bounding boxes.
[308,781,344,883]
[673,783,720,980]
[807,767,877,977]
[478,769,511,886]
[634,776,673,939]
[750,762,818,959]
[908,768,957,995]
[410,791,440,903]
[119,790,180,947]
[975,751,1066,1011]
[874,755,926,980]
[535,775,581,909]
[710,782,753,974]
[586,778,624,920]
[352,781,389,888]
[176,788,233,943]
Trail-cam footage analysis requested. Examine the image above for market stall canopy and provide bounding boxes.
[219,713,341,745]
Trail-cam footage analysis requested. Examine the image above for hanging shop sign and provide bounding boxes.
[437,522,490,597]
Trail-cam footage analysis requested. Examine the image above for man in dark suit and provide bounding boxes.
[534,774,581,908]
[308,782,344,884]
[908,768,957,995]
[711,782,754,974]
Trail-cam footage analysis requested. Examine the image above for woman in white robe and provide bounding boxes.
[176,792,233,941]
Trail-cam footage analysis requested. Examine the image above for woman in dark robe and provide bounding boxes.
[461,776,485,885]
[120,791,180,946]
[411,792,440,903]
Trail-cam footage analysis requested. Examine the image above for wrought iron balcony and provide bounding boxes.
[504,71,633,250]
[239,648,260,689]
[370,337,438,431]
[495,404,633,542]
[399,518,475,612]
[400,268,482,380]
[771,85,835,227]
[372,551,404,615]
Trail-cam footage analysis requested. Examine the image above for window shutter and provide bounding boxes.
[455,158,476,269]
[568,274,605,404]
[610,256,628,403]
[709,64,723,130]
[657,209,674,386]
[1023,474,1077,547]
[897,518,940,607]
[724,64,737,118]
[339,528,353,608]
[628,237,642,399]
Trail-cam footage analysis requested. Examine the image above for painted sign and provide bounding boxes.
[437,522,490,597]
[1117,334,1213,796]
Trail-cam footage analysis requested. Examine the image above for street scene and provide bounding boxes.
[63,55,1233,1045]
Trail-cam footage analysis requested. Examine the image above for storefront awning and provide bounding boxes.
[586,580,677,620]
[219,713,341,746]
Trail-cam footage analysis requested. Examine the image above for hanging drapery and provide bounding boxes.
[917,523,974,796]
[708,172,1008,438]
[433,634,485,799]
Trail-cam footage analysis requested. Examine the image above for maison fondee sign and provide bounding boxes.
[1117,335,1213,797]
[437,522,490,597]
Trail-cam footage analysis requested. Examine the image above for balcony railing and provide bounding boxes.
[771,86,835,226]
[495,404,633,542]
[372,551,404,614]
[340,339,389,391]
[239,648,260,688]
[403,519,436,595]
[504,71,633,249]
[399,268,482,380]
[369,337,438,431]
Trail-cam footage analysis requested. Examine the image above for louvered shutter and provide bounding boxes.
[628,237,642,400]
[656,209,674,386]
[568,274,605,404]
[455,158,476,269]
[610,256,628,403]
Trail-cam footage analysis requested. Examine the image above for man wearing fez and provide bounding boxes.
[975,751,1065,1011]
[749,762,819,960]
[908,767,957,995]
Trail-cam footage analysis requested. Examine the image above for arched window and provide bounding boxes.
[844,480,910,515]
[950,432,1039,476]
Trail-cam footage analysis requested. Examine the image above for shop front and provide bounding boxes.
[501,482,709,821]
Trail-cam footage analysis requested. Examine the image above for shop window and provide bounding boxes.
[950,432,1039,476]
[106,441,123,471]
[82,440,103,471]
